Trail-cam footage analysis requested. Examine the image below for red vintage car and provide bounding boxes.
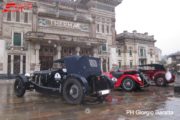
[138,64,175,86]
[104,70,149,91]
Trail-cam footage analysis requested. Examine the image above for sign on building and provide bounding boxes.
[38,17,89,32]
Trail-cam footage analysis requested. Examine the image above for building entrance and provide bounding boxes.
[40,45,55,70]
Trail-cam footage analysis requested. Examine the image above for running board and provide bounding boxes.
[30,81,61,94]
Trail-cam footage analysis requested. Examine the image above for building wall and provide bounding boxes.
[0,0,122,75]
[0,40,7,74]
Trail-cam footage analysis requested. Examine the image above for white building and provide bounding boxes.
[113,30,162,70]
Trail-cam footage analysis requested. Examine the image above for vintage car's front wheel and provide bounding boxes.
[122,77,136,91]
[63,78,84,104]
[14,78,26,97]
[155,75,166,86]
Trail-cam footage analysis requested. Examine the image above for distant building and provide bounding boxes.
[168,52,180,64]
[114,30,162,70]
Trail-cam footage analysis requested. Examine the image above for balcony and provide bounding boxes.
[6,41,28,51]
[24,31,106,46]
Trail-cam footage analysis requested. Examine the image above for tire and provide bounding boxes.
[63,78,84,104]
[14,77,26,97]
[155,75,167,87]
[122,77,136,91]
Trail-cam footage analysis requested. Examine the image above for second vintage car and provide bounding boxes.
[138,64,175,86]
[14,56,114,104]
[104,69,149,91]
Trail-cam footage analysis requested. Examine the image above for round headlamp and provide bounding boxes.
[112,77,117,82]
[25,73,30,77]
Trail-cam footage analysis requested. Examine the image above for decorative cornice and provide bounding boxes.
[117,30,156,42]
[96,0,123,6]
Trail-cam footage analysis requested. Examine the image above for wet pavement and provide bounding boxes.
[0,78,180,120]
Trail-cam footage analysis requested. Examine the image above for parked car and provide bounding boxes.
[14,56,113,104]
[138,64,175,86]
[104,69,149,91]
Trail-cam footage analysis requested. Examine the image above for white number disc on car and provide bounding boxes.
[54,73,61,80]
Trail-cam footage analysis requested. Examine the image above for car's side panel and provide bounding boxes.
[102,75,114,89]
[153,71,166,79]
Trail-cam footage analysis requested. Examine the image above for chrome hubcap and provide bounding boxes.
[69,84,79,99]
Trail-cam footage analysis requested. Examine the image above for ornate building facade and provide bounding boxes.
[115,30,162,70]
[0,0,122,76]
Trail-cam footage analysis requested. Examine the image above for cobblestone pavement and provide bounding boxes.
[0,78,180,120]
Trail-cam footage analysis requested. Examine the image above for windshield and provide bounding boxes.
[51,62,65,70]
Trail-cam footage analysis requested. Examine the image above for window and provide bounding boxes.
[118,60,121,68]
[140,48,143,56]
[16,11,20,22]
[118,49,121,56]
[106,25,109,34]
[139,47,146,57]
[129,47,132,57]
[102,24,104,33]
[97,24,99,32]
[101,44,107,51]
[150,49,153,58]
[24,12,28,23]
[13,33,21,46]
[130,60,133,68]
[7,12,11,21]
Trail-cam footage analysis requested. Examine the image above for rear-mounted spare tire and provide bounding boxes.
[63,78,84,104]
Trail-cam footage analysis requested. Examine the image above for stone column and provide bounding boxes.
[57,45,62,59]
[111,18,116,45]
[26,41,31,73]
[100,58,103,71]
[32,3,38,32]
[20,55,23,74]
[10,55,14,74]
[35,44,40,71]
[76,47,80,56]
[90,15,96,38]
[124,45,127,70]
[93,48,98,57]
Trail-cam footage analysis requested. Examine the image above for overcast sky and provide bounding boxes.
[115,0,180,55]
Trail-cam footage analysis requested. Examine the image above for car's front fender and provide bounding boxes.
[115,74,143,88]
[15,74,30,88]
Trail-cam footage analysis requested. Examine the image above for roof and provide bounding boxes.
[139,64,165,70]
[53,55,102,78]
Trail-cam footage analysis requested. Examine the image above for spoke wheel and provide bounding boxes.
[122,78,135,91]
[155,76,166,86]
[14,78,26,97]
[63,78,84,104]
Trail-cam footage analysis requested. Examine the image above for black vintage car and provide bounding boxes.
[14,56,113,104]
